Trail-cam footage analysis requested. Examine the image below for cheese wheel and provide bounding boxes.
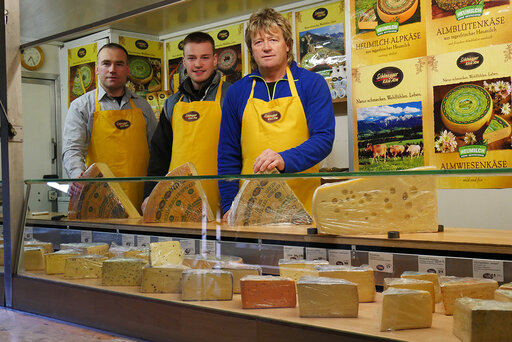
[377,0,418,24]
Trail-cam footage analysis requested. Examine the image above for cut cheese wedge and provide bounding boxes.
[102,258,147,286]
[240,275,296,309]
[219,264,262,294]
[45,249,81,274]
[24,240,53,254]
[24,247,46,271]
[499,282,512,291]
[483,115,512,144]
[182,254,243,269]
[141,264,189,293]
[149,240,183,266]
[143,162,214,223]
[64,255,107,279]
[401,271,441,303]
[495,289,512,302]
[67,163,141,220]
[384,278,435,312]
[440,277,498,315]
[316,265,376,302]
[380,287,432,331]
[278,259,329,282]
[60,242,109,256]
[181,269,233,301]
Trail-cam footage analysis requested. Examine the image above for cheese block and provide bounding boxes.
[440,277,498,315]
[380,288,432,331]
[24,240,53,254]
[134,251,149,262]
[102,258,147,286]
[401,271,441,303]
[240,275,296,309]
[181,269,233,301]
[228,169,312,226]
[60,242,109,256]
[24,247,45,271]
[453,298,512,342]
[499,282,512,291]
[495,289,512,303]
[149,240,183,266]
[108,244,131,258]
[312,168,438,235]
[316,265,376,302]
[297,276,359,318]
[64,255,107,279]
[141,264,190,293]
[67,162,141,220]
[182,254,243,269]
[219,264,262,294]
[377,0,418,24]
[278,259,329,282]
[384,278,435,312]
[45,249,81,274]
[483,115,512,144]
[123,247,148,258]
[143,162,214,223]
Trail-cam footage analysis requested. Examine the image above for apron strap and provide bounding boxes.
[215,80,223,102]
[249,79,257,99]
[286,67,298,98]
[94,88,101,112]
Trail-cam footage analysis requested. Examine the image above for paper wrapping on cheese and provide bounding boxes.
[316,264,376,302]
[181,269,233,301]
[143,162,214,223]
[64,255,107,279]
[384,278,435,312]
[453,298,512,342]
[380,287,433,332]
[401,271,441,303]
[107,243,146,258]
[297,276,359,318]
[278,259,329,282]
[60,242,109,256]
[440,277,498,315]
[149,240,183,266]
[218,263,262,294]
[495,289,512,303]
[102,257,147,286]
[182,254,243,269]
[67,162,141,220]
[141,264,189,293]
[24,247,46,271]
[240,275,296,309]
[24,239,53,254]
[45,249,81,274]
[227,169,312,226]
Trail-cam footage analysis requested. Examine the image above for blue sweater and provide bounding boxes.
[218,61,335,213]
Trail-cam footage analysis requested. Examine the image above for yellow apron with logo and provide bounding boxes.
[240,68,319,213]
[86,89,149,212]
[169,81,223,216]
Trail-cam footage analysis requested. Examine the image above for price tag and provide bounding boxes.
[200,240,216,256]
[137,235,150,248]
[283,246,304,260]
[306,247,327,261]
[121,234,135,248]
[473,259,504,282]
[418,255,445,276]
[159,236,173,242]
[24,227,33,240]
[328,249,351,266]
[179,239,195,255]
[369,252,393,273]
[80,231,93,243]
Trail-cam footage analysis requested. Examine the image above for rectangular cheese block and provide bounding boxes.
[316,265,376,302]
[278,259,329,282]
[440,277,498,315]
[102,258,147,286]
[181,269,233,301]
[45,249,81,274]
[499,282,512,291]
[149,241,183,266]
[60,243,109,256]
[401,271,441,303]
[384,278,435,312]
[240,275,296,309]
[24,247,45,271]
[141,264,189,293]
[297,276,358,318]
[24,240,53,254]
[453,298,512,342]
[495,289,512,303]
[380,288,432,331]
[64,255,107,279]
[182,254,243,269]
[219,264,262,294]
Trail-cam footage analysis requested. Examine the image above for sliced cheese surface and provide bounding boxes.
[24,240,53,254]
[380,288,432,331]
[401,271,441,303]
[143,162,214,223]
[60,242,109,255]
[240,275,296,309]
[149,240,183,266]
[141,264,189,293]
[183,254,243,269]
[316,265,376,302]
[67,162,141,220]
[278,259,328,282]
[181,269,233,301]
[384,278,435,312]
[102,258,147,286]
[440,277,498,315]
[64,255,107,279]
[219,264,262,294]
[495,289,512,303]
[24,247,45,271]
[45,249,81,274]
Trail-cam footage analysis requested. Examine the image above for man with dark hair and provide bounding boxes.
[63,42,157,211]
[142,32,230,216]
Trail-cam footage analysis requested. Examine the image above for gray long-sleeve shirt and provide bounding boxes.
[62,85,158,178]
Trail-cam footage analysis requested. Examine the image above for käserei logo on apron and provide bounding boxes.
[115,119,131,130]
[261,110,281,123]
[182,111,200,122]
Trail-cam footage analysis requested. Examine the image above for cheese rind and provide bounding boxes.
[60,242,109,256]
[380,288,432,331]
[316,265,376,302]
[219,264,262,294]
[181,269,233,301]
[141,264,189,293]
[45,250,81,274]
[401,271,441,303]
[64,255,107,279]
[440,277,498,315]
[182,254,243,269]
[495,289,512,302]
[278,259,329,282]
[384,278,435,312]
[240,275,296,309]
[24,247,46,271]
[149,241,183,266]
[102,258,147,286]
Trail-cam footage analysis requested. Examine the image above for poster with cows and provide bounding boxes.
[352,57,429,171]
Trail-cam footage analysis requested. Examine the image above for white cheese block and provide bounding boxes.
[440,277,498,315]
[297,276,359,317]
[278,259,329,282]
[45,249,81,274]
[495,289,512,302]
[401,271,441,303]
[316,265,376,302]
[380,287,432,331]
[102,258,147,286]
[181,269,233,301]
[60,242,109,255]
[384,278,435,312]
[182,254,243,269]
[219,263,262,293]
[64,255,107,279]
[149,240,183,266]
[141,264,190,293]
[24,247,45,271]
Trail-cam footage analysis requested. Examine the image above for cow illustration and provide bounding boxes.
[365,144,387,163]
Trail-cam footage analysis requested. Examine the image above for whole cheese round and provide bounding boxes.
[377,0,418,23]
[128,57,153,84]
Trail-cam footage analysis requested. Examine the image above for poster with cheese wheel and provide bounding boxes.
[426,0,512,56]
[352,57,429,171]
[119,36,163,97]
[166,38,184,94]
[207,23,245,83]
[295,2,346,101]
[351,0,427,68]
[68,43,97,106]
[425,43,512,188]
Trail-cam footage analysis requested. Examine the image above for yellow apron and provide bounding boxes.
[169,81,223,215]
[86,89,149,212]
[241,67,319,213]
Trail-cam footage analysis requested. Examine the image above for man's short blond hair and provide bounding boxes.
[245,8,294,72]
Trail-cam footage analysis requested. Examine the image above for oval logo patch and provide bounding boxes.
[457,52,484,70]
[115,119,131,130]
[178,40,184,51]
[183,111,200,122]
[372,67,403,89]
[313,8,328,20]
[135,39,149,50]
[261,111,281,123]
[77,48,87,58]
[217,30,229,41]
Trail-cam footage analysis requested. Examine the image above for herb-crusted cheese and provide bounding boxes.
[141,264,189,293]
[181,269,233,301]
[240,275,296,309]
[316,265,376,302]
[380,288,432,331]
[102,258,147,286]
[45,249,81,274]
[149,241,183,266]
[64,255,107,279]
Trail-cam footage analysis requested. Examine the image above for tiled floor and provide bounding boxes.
[0,307,140,342]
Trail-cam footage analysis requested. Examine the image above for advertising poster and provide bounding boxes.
[352,57,428,171]
[166,39,184,94]
[351,0,427,68]
[207,23,245,84]
[426,0,512,56]
[68,43,97,106]
[425,44,512,188]
[295,2,346,100]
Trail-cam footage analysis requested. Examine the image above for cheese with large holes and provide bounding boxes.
[453,298,512,342]
[141,264,189,293]
[483,115,512,144]
[495,289,512,302]
[149,241,183,266]
[45,249,81,274]
[102,258,147,286]
[377,0,418,23]
[240,275,296,309]
[312,170,438,235]
[440,277,498,315]
[60,242,109,256]
[316,265,376,302]
[384,278,435,312]
[499,282,512,291]
[401,271,441,303]
[64,255,107,279]
[24,240,53,254]
[297,276,358,317]
[228,169,312,226]
[183,254,243,269]
[380,288,432,331]
[67,162,141,220]
[181,269,233,301]
[143,163,214,223]
[219,264,262,293]
[278,259,328,282]
[24,247,46,271]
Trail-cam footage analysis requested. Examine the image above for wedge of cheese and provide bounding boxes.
[134,251,149,262]
[228,169,312,226]
[149,240,183,266]
[45,249,81,274]
[453,298,512,342]
[102,258,147,286]
[297,276,358,318]
[495,289,512,303]
[401,271,441,303]
[143,162,214,223]
[24,247,46,271]
[278,259,329,282]
[240,275,296,309]
[141,264,189,293]
[380,288,432,331]
[60,242,109,256]
[64,255,107,279]
[124,247,149,258]
[67,162,141,220]
[24,240,53,254]
[181,269,233,301]
[219,264,262,294]
[316,265,376,302]
[182,254,243,269]
[483,115,512,144]
[384,278,435,312]
[499,282,512,291]
[440,277,498,315]
[312,169,438,235]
